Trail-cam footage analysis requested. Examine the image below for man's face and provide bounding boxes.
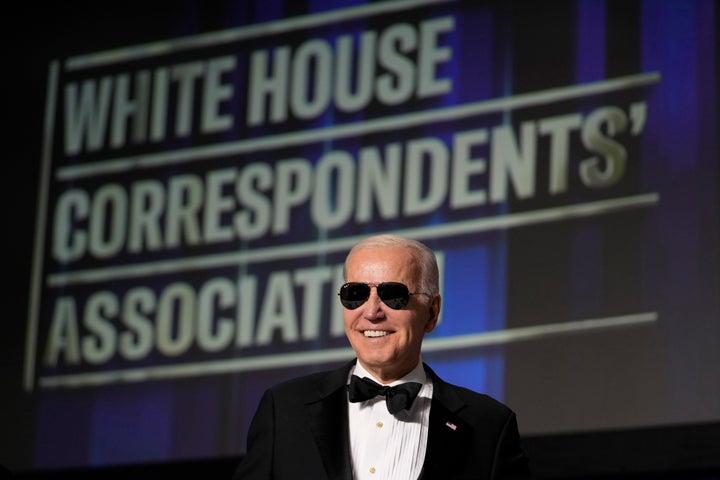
[343,246,440,383]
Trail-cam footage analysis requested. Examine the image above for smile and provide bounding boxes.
[363,330,389,337]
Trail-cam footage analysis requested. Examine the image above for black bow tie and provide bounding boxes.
[347,375,423,414]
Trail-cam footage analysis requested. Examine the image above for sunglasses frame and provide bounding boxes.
[338,281,431,310]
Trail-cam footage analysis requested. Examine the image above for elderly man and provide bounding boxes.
[233,234,533,479]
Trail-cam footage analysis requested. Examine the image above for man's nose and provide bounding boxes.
[363,287,385,317]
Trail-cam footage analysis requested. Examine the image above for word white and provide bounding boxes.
[64,56,237,155]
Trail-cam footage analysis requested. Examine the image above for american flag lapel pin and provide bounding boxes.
[445,420,457,431]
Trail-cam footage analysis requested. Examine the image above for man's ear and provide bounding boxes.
[424,294,441,333]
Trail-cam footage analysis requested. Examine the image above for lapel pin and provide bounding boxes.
[445,421,457,431]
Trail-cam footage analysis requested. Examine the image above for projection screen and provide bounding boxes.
[2,0,718,472]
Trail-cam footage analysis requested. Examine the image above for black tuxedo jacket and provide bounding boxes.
[233,359,533,479]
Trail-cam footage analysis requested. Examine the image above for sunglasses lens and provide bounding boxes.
[338,282,412,310]
[339,283,370,309]
[377,282,410,310]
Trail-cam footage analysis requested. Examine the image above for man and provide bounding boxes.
[233,234,533,479]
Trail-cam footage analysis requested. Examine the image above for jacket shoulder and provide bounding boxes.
[425,363,516,419]
[264,359,354,399]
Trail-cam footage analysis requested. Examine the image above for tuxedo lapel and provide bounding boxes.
[420,365,473,480]
[305,361,355,480]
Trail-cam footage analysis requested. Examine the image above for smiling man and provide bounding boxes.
[233,234,534,480]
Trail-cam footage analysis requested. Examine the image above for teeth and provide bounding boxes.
[364,330,389,337]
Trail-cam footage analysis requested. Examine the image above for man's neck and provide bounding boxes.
[354,358,425,385]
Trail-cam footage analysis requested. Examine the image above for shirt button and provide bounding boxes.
[369,467,376,474]
[376,421,383,428]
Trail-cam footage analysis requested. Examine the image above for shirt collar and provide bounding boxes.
[352,357,427,386]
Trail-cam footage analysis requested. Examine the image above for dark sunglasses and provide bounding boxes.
[338,282,431,310]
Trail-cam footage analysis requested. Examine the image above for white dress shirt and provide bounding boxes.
[348,360,433,480]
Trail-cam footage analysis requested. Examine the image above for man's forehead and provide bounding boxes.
[347,247,418,277]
